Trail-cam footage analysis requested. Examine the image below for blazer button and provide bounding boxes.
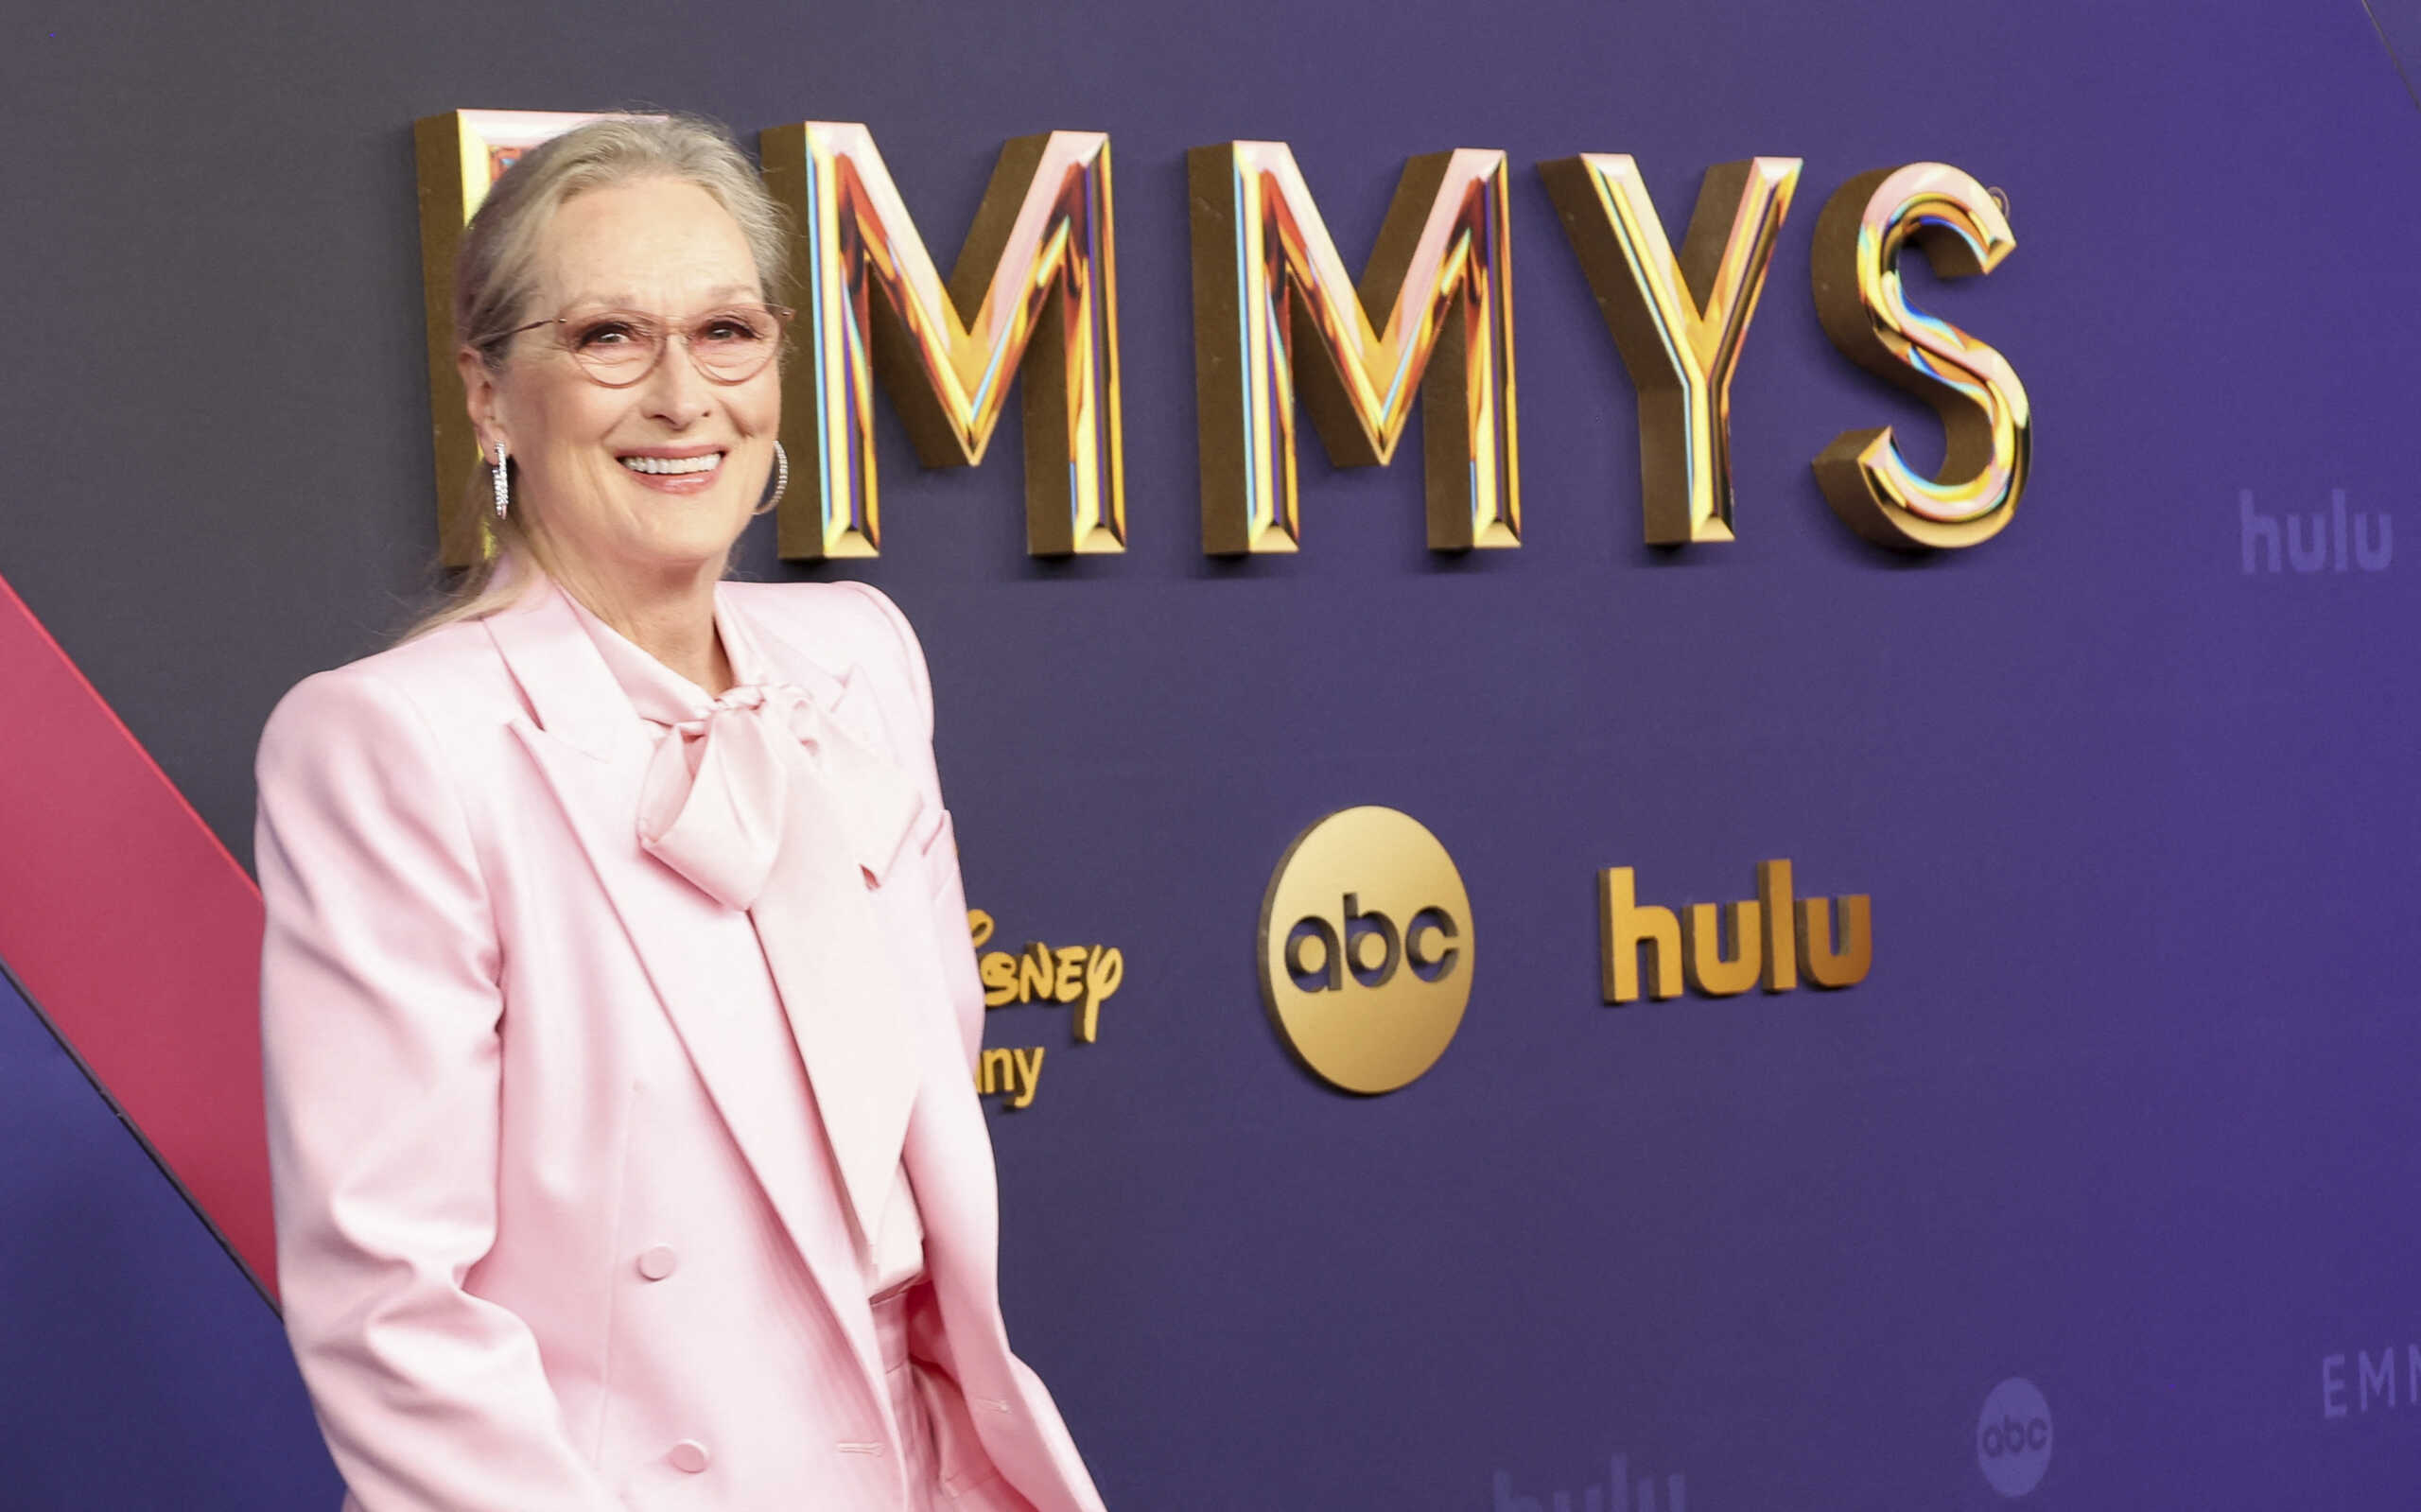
[636,1244,679,1281]
[668,1439,711,1474]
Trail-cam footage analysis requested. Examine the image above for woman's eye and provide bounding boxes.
[573,321,639,348]
[699,316,766,344]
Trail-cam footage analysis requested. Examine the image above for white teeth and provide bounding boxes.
[621,453,722,476]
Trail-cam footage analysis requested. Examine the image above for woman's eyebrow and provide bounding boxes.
[555,285,761,310]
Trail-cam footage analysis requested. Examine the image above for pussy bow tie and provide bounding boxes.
[635,683,920,908]
[634,682,924,1256]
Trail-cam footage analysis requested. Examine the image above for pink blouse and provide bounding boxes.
[563,585,928,1298]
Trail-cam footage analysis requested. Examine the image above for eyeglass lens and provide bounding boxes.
[561,307,783,384]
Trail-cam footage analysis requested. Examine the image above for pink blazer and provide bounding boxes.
[255,578,1104,1512]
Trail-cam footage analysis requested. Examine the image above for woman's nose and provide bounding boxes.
[637,338,716,426]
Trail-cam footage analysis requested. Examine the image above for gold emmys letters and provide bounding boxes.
[415,113,2024,562]
[1538,155,1802,546]
[758,124,1124,560]
[1188,143,1521,555]
[1809,164,2030,549]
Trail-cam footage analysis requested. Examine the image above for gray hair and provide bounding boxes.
[407,113,788,639]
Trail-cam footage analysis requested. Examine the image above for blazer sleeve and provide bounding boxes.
[256,666,625,1512]
[835,582,988,1071]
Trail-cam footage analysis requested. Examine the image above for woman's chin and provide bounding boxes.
[618,492,756,554]
[588,519,751,581]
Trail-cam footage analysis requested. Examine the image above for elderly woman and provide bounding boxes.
[255,114,1104,1512]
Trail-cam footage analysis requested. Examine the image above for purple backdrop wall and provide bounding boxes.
[1,0,2416,1506]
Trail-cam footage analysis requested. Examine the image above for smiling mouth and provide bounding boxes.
[620,452,723,476]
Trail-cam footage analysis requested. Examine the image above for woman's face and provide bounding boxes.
[466,177,780,593]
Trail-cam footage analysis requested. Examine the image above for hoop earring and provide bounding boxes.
[754,441,789,516]
[491,443,511,523]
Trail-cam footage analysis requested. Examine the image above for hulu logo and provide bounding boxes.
[1492,1454,1684,1512]
[2240,489,2391,575]
[1597,860,1871,1004]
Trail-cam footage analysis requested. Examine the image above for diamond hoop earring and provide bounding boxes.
[491,443,511,522]
[754,441,789,516]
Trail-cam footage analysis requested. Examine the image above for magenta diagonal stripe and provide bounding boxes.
[0,569,273,1297]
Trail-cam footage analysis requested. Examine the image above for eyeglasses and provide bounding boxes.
[502,303,794,387]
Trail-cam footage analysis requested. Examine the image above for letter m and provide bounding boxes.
[1188,142,1519,554]
[758,124,1123,559]
[2362,1348,2396,1410]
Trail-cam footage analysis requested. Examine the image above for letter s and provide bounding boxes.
[978,951,1018,1008]
[1810,163,2029,549]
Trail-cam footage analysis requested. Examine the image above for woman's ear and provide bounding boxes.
[457,346,504,461]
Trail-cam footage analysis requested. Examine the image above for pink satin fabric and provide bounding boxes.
[257,578,1104,1510]
[611,619,924,1258]
[580,595,1024,1505]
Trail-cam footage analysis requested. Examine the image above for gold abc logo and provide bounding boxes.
[1257,807,1473,1094]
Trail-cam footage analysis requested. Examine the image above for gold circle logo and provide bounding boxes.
[1257,807,1473,1094]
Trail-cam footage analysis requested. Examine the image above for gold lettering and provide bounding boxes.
[1539,156,1801,544]
[1016,942,1056,1003]
[1810,164,2029,548]
[978,951,1019,1008]
[1598,867,1682,1004]
[1009,1046,1046,1109]
[1684,900,1763,997]
[967,910,1127,1047]
[978,1046,1015,1096]
[1797,895,1874,988]
[1755,860,1797,992]
[1188,142,1519,554]
[1052,946,1089,1004]
[1074,947,1123,1045]
[758,124,1123,559]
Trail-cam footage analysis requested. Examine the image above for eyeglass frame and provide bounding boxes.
[497,302,796,389]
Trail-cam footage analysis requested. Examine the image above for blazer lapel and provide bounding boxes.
[729,604,891,755]
[481,587,891,1394]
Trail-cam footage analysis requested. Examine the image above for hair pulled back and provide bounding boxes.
[407,112,789,639]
